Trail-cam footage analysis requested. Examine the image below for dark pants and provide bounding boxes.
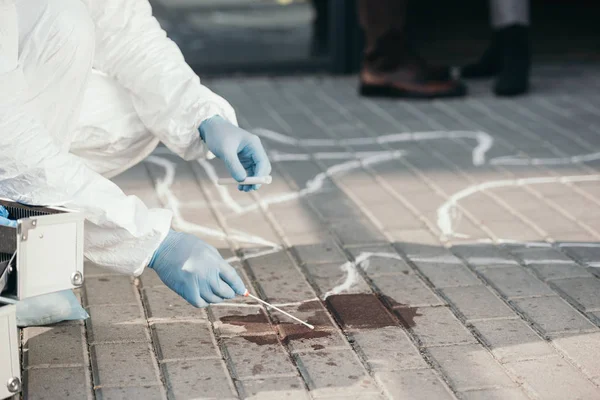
[357,0,409,71]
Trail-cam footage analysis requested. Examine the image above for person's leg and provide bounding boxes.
[357,0,466,99]
[71,71,160,179]
[16,0,95,149]
[490,0,531,96]
[462,0,530,96]
[310,0,329,57]
[15,0,157,179]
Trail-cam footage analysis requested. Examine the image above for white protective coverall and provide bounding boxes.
[0,0,238,275]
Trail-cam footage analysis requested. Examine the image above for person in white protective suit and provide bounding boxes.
[0,0,271,323]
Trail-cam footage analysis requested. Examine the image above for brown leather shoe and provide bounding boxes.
[359,65,467,99]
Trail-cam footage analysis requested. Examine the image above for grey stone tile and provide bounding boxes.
[441,286,515,321]
[162,359,236,399]
[479,266,555,299]
[25,367,90,400]
[87,304,147,344]
[471,318,555,363]
[142,286,208,320]
[401,307,477,347]
[370,274,444,307]
[460,388,530,400]
[95,385,164,400]
[23,324,84,366]
[222,336,296,379]
[375,369,455,400]
[238,377,309,400]
[349,327,428,371]
[551,277,600,311]
[506,356,600,399]
[512,296,597,335]
[294,350,378,398]
[428,344,516,391]
[84,276,137,306]
[91,343,158,387]
[152,322,219,361]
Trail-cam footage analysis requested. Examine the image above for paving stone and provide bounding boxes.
[162,359,236,399]
[479,266,555,298]
[325,293,396,329]
[550,277,600,311]
[152,322,219,361]
[270,205,327,236]
[290,236,347,265]
[138,268,165,288]
[222,336,296,378]
[269,300,336,330]
[238,376,309,400]
[375,369,455,400]
[560,245,600,264]
[249,256,316,303]
[413,258,480,287]
[91,343,158,387]
[441,286,515,321]
[507,245,574,264]
[295,350,378,398]
[451,244,518,267]
[95,385,164,400]
[84,262,120,277]
[553,332,600,385]
[428,344,516,391]
[506,356,600,399]
[304,262,371,296]
[529,262,593,281]
[211,306,275,337]
[330,219,387,246]
[388,229,443,247]
[460,388,530,400]
[25,367,89,400]
[23,324,84,366]
[349,327,428,371]
[367,202,425,230]
[307,191,363,221]
[277,320,348,353]
[84,276,137,306]
[471,319,555,363]
[370,274,444,307]
[401,306,477,347]
[87,304,147,343]
[143,286,208,320]
[512,296,597,335]
[347,245,413,275]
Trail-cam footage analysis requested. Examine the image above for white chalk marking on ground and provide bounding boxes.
[146,156,279,248]
[491,151,600,166]
[323,252,404,299]
[409,256,463,264]
[558,242,600,248]
[253,129,494,166]
[437,175,600,238]
[200,150,407,218]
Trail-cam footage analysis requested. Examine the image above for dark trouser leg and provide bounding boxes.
[310,0,329,56]
[462,0,531,96]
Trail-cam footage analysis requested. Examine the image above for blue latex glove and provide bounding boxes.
[149,230,246,307]
[0,205,16,228]
[199,116,271,192]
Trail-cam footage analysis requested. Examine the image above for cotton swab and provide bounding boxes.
[217,176,272,186]
[244,290,314,330]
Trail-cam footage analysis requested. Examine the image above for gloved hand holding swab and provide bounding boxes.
[244,290,315,330]
[218,176,272,186]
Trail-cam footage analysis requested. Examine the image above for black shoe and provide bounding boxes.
[494,25,530,96]
[461,31,503,79]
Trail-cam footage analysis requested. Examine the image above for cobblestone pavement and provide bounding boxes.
[21,63,600,399]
